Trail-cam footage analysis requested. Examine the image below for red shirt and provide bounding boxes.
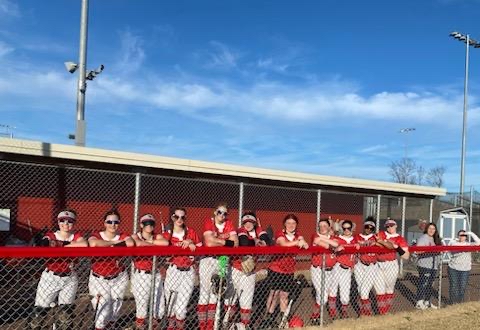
[334,235,357,268]
[269,230,303,274]
[311,233,337,269]
[233,226,266,271]
[377,231,408,262]
[203,218,237,242]
[90,231,130,277]
[132,232,160,271]
[355,233,378,264]
[44,231,83,273]
[162,227,202,268]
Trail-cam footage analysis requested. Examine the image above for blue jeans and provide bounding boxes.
[448,267,470,304]
[416,266,437,302]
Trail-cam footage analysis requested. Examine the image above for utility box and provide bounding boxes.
[437,207,470,246]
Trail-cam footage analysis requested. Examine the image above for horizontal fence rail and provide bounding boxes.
[1,245,479,329]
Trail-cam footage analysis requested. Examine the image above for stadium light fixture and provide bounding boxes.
[449,31,480,203]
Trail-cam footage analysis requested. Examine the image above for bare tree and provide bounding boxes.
[417,165,426,185]
[426,166,446,187]
[389,158,418,184]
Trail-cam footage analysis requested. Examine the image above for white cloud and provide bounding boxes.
[0,40,13,57]
[204,41,241,69]
[0,0,19,18]
[114,29,146,73]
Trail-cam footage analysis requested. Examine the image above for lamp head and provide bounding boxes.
[64,61,78,74]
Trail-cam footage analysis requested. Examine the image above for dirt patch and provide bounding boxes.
[303,301,480,330]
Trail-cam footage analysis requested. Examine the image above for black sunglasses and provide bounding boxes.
[172,214,186,220]
[142,220,156,227]
[365,225,374,229]
[58,219,75,224]
[105,220,120,225]
[342,226,352,231]
[459,234,468,237]
[216,210,228,217]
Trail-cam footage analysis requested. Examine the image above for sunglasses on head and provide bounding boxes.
[142,220,155,227]
[342,226,352,231]
[216,210,228,217]
[172,214,186,220]
[58,219,75,225]
[105,220,120,225]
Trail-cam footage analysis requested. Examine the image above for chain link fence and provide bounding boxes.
[1,246,480,330]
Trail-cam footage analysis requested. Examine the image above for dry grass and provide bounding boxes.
[302,301,480,330]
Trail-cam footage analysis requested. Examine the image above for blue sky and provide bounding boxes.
[1,0,480,193]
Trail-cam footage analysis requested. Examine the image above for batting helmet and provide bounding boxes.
[288,315,304,328]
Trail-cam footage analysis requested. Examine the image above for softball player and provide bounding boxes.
[353,217,378,316]
[262,214,308,328]
[224,211,271,327]
[130,214,169,329]
[198,203,238,330]
[310,218,339,323]
[88,209,135,330]
[29,209,87,330]
[329,220,356,319]
[375,219,409,314]
[159,208,202,330]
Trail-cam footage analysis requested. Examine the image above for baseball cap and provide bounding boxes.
[140,214,156,223]
[57,210,76,221]
[241,214,257,224]
[385,219,397,227]
[364,220,376,228]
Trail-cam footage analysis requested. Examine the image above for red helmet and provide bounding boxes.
[288,315,304,328]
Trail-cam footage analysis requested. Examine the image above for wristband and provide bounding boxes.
[113,241,127,247]
[396,246,405,256]
[224,240,235,247]
[62,241,71,246]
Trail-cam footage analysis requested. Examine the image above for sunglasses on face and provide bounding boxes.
[459,234,468,237]
[216,210,228,217]
[172,214,186,220]
[105,220,120,225]
[142,221,156,227]
[386,224,396,228]
[58,219,75,225]
[365,225,374,230]
[342,226,352,231]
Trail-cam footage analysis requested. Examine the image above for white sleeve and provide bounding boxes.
[467,232,480,244]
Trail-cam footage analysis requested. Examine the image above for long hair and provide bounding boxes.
[424,223,442,246]
[283,213,298,234]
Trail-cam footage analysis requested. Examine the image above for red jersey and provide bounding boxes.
[311,233,337,269]
[90,231,130,277]
[377,231,408,262]
[355,233,377,265]
[44,231,83,273]
[334,235,357,268]
[269,230,303,274]
[162,227,202,268]
[132,232,160,271]
[233,226,266,271]
[203,218,237,242]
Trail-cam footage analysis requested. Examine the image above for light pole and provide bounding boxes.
[399,127,416,159]
[449,31,480,203]
[65,0,104,147]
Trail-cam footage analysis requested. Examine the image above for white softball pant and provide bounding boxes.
[224,268,255,310]
[131,269,163,319]
[159,265,195,320]
[330,263,352,305]
[377,260,399,294]
[88,271,128,329]
[354,262,380,300]
[199,257,220,305]
[34,269,78,308]
[310,266,334,305]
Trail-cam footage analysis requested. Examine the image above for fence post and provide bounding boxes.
[438,253,443,309]
[317,190,322,231]
[320,253,326,327]
[133,172,141,234]
[148,255,157,330]
[238,182,244,227]
[400,197,406,277]
[429,199,433,222]
[376,195,381,232]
